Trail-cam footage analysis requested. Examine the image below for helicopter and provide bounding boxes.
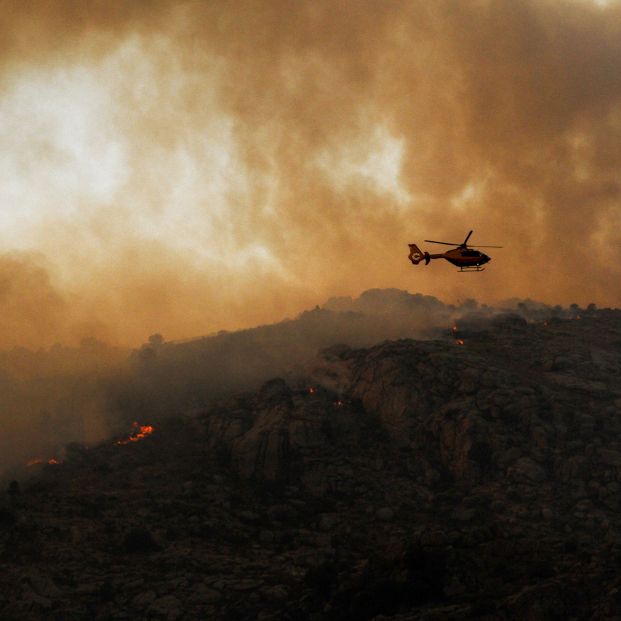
[408,230,502,272]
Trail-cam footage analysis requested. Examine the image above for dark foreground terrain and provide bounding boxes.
[2,309,621,619]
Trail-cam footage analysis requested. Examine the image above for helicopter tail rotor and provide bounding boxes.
[408,244,430,265]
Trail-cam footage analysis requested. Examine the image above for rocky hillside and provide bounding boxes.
[2,309,621,619]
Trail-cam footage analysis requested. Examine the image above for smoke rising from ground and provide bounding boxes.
[0,0,620,349]
[0,286,604,475]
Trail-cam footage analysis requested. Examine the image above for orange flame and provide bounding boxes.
[116,422,154,445]
[451,324,458,333]
[455,339,465,345]
[308,387,316,394]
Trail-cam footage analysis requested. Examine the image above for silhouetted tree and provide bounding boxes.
[148,333,164,347]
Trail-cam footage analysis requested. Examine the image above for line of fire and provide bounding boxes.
[25,421,155,468]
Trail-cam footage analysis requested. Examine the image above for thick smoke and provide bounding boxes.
[0,253,67,348]
[0,338,129,476]
[0,0,620,349]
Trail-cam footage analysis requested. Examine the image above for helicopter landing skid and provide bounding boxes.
[458,266,485,272]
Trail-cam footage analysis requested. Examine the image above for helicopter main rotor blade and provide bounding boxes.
[468,245,503,248]
[463,230,473,245]
[424,239,463,246]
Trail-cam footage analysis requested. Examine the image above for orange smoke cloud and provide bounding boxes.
[0,0,620,348]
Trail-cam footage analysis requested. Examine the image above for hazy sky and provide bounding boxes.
[1,0,620,347]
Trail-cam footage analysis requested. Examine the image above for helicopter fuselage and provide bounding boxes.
[433,248,491,268]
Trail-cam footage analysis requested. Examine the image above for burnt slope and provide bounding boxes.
[1,311,621,619]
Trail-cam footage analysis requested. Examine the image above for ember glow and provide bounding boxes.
[455,339,465,346]
[116,422,154,446]
[26,457,61,467]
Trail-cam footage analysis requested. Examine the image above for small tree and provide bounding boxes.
[148,333,164,347]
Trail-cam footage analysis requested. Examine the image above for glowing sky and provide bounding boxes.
[1,0,620,347]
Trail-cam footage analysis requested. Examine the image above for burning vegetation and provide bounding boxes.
[24,422,154,468]
[451,323,465,345]
[115,422,155,446]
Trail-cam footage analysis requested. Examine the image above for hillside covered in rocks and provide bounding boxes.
[2,304,621,619]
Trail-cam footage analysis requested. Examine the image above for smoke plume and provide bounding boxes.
[0,0,620,348]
